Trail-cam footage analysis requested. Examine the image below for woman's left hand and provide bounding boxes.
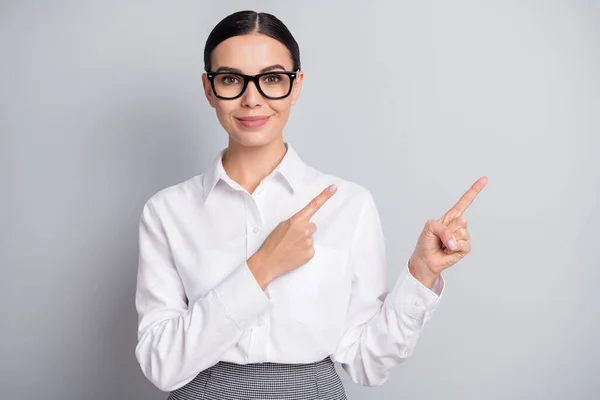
[408,176,488,288]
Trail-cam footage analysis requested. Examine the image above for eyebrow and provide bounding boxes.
[214,64,288,74]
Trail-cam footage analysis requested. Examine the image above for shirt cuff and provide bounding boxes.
[388,260,445,324]
[214,261,273,329]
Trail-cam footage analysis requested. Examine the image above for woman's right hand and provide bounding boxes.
[247,184,338,290]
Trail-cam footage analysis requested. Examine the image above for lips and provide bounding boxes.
[235,115,271,128]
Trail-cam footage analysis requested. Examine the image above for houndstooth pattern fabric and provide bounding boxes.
[167,356,347,400]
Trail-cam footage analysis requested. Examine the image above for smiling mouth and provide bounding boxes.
[235,116,271,128]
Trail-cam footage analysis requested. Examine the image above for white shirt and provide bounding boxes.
[135,142,445,392]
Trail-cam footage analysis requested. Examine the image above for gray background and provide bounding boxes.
[2,1,599,399]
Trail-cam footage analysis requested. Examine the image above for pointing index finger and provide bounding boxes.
[443,176,488,221]
[293,184,337,221]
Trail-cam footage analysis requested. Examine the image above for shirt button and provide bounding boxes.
[257,319,264,327]
[253,227,259,234]
[414,300,421,307]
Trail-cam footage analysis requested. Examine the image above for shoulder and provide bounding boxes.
[140,174,203,217]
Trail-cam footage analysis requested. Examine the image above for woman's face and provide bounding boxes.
[202,34,304,148]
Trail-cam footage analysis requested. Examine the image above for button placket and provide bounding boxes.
[248,314,269,362]
[244,192,268,362]
[243,192,264,256]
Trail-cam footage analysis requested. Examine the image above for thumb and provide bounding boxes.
[427,219,458,251]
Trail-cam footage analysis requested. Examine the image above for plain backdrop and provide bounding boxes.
[2,1,599,399]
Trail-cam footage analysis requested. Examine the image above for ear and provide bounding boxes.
[202,73,216,109]
[290,70,304,106]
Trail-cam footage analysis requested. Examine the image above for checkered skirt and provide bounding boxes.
[167,356,347,399]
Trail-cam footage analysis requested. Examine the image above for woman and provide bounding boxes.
[134,10,487,400]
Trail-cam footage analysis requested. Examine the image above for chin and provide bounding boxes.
[228,129,279,148]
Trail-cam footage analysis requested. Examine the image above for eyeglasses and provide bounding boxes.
[206,71,298,100]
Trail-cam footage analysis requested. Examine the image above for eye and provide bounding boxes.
[219,74,241,85]
[262,74,283,84]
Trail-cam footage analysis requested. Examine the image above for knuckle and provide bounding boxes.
[446,212,459,224]
[310,199,319,209]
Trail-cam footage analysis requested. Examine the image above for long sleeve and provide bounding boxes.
[330,190,445,386]
[134,199,273,392]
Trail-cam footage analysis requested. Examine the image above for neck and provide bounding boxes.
[222,138,287,194]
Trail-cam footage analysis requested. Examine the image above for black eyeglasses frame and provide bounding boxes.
[205,70,299,100]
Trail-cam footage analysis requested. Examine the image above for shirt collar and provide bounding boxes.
[202,142,306,202]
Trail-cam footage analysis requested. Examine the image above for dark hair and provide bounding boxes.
[203,10,301,72]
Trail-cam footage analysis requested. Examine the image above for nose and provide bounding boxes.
[241,80,263,108]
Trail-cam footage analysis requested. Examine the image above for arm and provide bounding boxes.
[330,191,445,386]
[134,200,272,391]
